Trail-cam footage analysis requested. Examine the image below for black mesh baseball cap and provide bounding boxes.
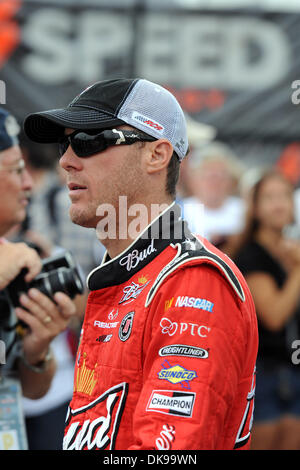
[23,78,189,161]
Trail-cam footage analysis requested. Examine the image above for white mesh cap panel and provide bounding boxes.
[117,79,188,161]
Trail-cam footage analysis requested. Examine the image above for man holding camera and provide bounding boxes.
[24,78,258,450]
[0,107,76,402]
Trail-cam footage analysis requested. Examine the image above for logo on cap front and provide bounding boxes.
[69,84,95,106]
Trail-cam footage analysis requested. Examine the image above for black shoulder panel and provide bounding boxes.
[145,237,245,307]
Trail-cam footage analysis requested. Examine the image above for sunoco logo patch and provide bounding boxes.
[158,360,197,389]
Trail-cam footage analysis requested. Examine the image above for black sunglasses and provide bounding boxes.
[59,128,156,158]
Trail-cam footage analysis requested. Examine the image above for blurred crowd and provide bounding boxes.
[2,113,300,450]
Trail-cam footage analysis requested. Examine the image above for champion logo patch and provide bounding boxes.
[146,390,195,418]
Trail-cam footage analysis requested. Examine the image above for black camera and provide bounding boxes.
[0,250,84,367]
[6,250,84,310]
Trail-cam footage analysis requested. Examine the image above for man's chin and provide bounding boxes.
[69,209,95,229]
[16,209,26,225]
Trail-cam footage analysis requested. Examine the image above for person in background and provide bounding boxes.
[8,136,100,450]
[233,168,300,450]
[181,141,245,248]
[0,106,77,450]
[19,136,103,276]
[176,115,216,202]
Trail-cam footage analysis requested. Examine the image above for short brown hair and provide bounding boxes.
[135,127,181,199]
[166,152,180,198]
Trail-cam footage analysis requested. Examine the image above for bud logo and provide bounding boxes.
[63,382,128,450]
[119,239,156,272]
[132,112,164,133]
[158,360,197,389]
[119,279,150,305]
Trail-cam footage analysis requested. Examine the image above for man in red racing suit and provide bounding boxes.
[62,203,258,450]
[23,78,258,450]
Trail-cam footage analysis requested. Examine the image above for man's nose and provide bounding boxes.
[22,168,33,191]
[59,147,83,171]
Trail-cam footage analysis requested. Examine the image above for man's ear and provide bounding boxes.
[145,139,173,174]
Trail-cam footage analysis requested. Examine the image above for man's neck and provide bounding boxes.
[98,197,174,259]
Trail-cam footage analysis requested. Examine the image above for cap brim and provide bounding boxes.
[23,106,125,143]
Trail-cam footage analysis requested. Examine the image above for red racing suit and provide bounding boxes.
[63,203,258,450]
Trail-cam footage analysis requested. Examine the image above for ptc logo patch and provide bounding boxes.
[119,311,135,342]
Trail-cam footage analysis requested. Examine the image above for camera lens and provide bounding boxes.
[6,250,85,313]
[29,267,84,299]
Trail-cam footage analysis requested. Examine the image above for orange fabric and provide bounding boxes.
[0,0,21,66]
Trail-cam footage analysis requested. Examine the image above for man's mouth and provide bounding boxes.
[20,192,30,206]
[20,198,29,207]
[68,183,87,191]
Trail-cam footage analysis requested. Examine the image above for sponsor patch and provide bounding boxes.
[119,279,150,304]
[132,111,164,132]
[159,344,209,359]
[164,298,174,312]
[94,320,119,329]
[64,383,128,450]
[107,309,118,320]
[119,311,135,342]
[119,239,157,272]
[158,360,197,389]
[146,390,195,418]
[74,353,97,396]
[96,334,112,343]
[175,296,214,312]
[160,317,210,338]
[155,424,176,450]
